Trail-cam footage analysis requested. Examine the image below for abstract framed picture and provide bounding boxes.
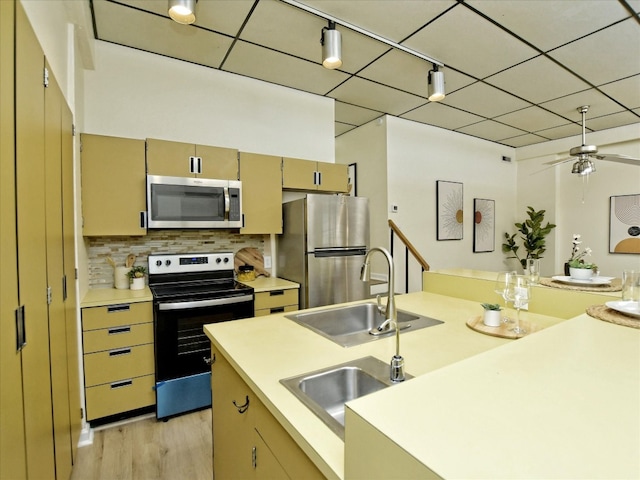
[609,194,640,254]
[436,180,463,240]
[473,198,495,252]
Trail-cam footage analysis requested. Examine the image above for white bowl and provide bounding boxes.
[569,267,593,280]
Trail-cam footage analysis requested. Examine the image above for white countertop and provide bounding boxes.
[238,276,299,293]
[81,287,153,307]
[204,291,566,479]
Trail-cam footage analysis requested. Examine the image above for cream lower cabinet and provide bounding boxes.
[254,289,298,317]
[211,346,324,479]
[82,302,155,421]
[282,157,348,193]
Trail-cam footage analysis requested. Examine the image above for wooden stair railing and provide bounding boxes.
[388,219,430,293]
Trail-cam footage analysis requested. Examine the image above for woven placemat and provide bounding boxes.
[586,304,640,329]
[539,277,622,292]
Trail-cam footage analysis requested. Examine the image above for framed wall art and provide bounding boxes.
[436,180,463,240]
[609,194,640,254]
[473,198,495,252]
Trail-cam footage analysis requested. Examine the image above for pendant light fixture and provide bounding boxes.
[321,21,342,69]
[168,0,197,25]
[428,65,445,102]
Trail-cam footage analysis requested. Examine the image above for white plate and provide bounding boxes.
[606,301,640,319]
[551,275,613,286]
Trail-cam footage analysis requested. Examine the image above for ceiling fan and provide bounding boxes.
[544,105,640,176]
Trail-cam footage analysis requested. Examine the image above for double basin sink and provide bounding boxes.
[280,302,442,438]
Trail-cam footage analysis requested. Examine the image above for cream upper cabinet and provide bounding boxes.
[239,152,282,234]
[146,138,238,179]
[81,134,147,236]
[282,157,348,193]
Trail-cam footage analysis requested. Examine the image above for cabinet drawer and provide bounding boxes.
[85,374,155,421]
[255,305,298,317]
[83,322,153,354]
[82,301,152,331]
[255,289,298,310]
[84,343,154,387]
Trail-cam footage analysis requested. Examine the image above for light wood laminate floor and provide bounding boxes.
[70,409,212,480]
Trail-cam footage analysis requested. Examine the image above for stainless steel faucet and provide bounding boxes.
[360,247,405,383]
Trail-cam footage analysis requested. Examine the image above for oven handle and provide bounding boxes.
[157,294,253,311]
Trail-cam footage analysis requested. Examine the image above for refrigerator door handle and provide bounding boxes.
[313,247,367,257]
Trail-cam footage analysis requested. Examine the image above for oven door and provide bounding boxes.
[153,293,253,419]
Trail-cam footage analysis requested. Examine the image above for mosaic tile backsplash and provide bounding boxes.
[87,230,265,288]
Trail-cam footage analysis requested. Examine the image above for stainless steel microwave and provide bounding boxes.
[147,175,242,229]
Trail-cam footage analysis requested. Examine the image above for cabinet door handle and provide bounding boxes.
[270,307,285,314]
[107,304,131,313]
[317,171,322,185]
[232,395,250,414]
[108,326,131,335]
[110,379,133,389]
[269,290,284,296]
[140,211,147,229]
[109,347,131,357]
[15,305,26,351]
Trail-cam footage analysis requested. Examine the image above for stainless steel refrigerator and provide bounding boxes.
[278,194,370,309]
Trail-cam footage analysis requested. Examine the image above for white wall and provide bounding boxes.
[516,124,640,277]
[84,41,335,161]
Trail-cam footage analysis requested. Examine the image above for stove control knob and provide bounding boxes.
[215,257,222,264]
[156,260,162,267]
[223,257,229,263]
[165,260,171,267]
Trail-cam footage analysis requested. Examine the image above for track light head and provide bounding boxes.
[428,65,445,102]
[168,0,197,25]
[321,21,342,69]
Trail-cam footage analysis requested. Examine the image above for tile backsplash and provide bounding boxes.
[86,230,264,288]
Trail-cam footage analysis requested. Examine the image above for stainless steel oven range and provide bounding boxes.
[148,252,254,420]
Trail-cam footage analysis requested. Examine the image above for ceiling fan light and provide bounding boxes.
[168,0,196,24]
[321,23,342,69]
[571,161,581,174]
[428,68,445,102]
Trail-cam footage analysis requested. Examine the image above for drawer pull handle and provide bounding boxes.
[109,347,131,357]
[270,307,285,314]
[108,326,131,335]
[111,379,133,389]
[232,395,250,414]
[269,290,284,296]
[107,304,131,313]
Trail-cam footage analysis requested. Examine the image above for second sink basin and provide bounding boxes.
[286,301,443,347]
[280,356,412,439]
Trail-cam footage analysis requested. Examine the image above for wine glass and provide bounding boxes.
[494,271,516,323]
[504,274,531,335]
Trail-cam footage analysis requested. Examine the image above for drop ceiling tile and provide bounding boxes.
[485,56,591,104]
[494,106,570,133]
[297,0,456,43]
[534,123,583,141]
[335,122,357,136]
[401,103,484,130]
[456,120,526,141]
[466,0,635,52]
[223,40,349,95]
[335,101,382,126]
[540,89,630,121]
[242,0,389,74]
[549,18,640,87]
[358,49,475,98]
[498,133,549,148]
[402,4,538,78]
[599,75,640,110]
[112,0,255,36]
[584,111,640,131]
[442,82,531,119]
[328,77,426,116]
[93,0,233,68]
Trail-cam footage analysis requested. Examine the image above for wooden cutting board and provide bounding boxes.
[235,247,270,277]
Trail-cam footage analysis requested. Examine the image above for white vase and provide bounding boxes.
[569,267,593,280]
[483,310,502,327]
[130,276,145,290]
[114,266,132,289]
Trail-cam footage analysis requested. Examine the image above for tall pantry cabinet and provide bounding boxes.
[1,2,80,479]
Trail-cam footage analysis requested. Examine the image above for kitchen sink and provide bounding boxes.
[285,302,443,347]
[280,356,412,439]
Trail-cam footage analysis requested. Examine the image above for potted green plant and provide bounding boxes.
[502,206,556,270]
[127,265,147,290]
[567,234,597,279]
[481,303,502,327]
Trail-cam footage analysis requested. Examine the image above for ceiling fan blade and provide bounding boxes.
[543,156,573,166]
[592,153,640,165]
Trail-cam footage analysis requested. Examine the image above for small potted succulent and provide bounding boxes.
[481,303,503,327]
[567,234,597,280]
[127,265,147,290]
